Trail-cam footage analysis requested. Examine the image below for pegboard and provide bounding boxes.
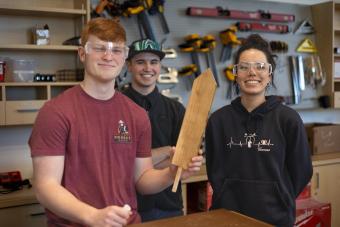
[91,0,324,111]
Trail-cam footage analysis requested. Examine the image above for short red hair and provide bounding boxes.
[81,18,126,45]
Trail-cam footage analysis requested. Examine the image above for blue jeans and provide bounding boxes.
[140,208,183,222]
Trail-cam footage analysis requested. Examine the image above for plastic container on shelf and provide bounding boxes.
[8,59,36,82]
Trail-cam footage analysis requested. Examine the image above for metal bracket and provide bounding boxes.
[164,48,177,58]
[157,67,179,84]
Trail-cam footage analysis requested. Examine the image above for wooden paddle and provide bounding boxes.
[171,69,217,192]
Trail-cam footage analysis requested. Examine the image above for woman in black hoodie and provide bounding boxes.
[205,34,313,227]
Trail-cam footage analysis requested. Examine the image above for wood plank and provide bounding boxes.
[0,187,38,209]
[0,6,86,17]
[0,44,79,51]
[171,69,217,191]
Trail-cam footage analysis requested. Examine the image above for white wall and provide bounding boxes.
[0,126,33,179]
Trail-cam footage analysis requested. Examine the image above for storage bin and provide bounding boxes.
[8,59,35,82]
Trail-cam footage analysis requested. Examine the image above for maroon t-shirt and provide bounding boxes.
[29,85,151,226]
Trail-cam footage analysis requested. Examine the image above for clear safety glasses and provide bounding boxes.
[233,62,272,76]
[84,42,129,58]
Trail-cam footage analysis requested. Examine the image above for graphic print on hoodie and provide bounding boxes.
[226,132,274,152]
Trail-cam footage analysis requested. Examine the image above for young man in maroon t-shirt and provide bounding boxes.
[29,18,203,227]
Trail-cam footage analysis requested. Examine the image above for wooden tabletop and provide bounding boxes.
[0,187,38,209]
[128,209,273,227]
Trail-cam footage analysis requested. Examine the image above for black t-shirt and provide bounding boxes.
[123,86,185,211]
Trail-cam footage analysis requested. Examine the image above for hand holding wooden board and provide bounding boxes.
[171,69,217,192]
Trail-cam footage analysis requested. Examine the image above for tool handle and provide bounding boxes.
[208,52,219,87]
[137,11,156,41]
[158,11,170,34]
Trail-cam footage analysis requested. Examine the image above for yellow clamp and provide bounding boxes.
[186,34,203,48]
[178,64,197,76]
[199,34,216,53]
[224,65,236,81]
[124,5,144,16]
[179,34,203,52]
[220,25,241,46]
[144,0,153,9]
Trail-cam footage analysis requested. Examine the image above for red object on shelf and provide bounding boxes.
[295,198,331,227]
[0,171,22,188]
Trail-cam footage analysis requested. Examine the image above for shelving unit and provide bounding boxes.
[0,44,79,51]
[0,0,89,126]
[0,0,89,78]
[0,85,4,125]
[312,0,340,108]
[311,157,340,227]
[0,82,78,126]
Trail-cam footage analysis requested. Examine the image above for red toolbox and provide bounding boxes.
[295,198,331,227]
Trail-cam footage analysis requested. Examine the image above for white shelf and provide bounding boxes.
[1,82,79,86]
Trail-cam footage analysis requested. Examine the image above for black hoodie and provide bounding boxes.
[205,96,313,227]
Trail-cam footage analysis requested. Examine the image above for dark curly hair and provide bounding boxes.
[233,34,277,89]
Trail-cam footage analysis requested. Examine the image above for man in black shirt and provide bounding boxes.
[123,38,185,222]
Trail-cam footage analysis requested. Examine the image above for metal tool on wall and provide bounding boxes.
[297,55,306,91]
[161,89,182,103]
[288,56,301,104]
[157,66,178,84]
[296,38,317,53]
[186,7,295,23]
[121,0,157,41]
[236,21,290,34]
[163,48,177,58]
[200,35,220,87]
[224,65,236,99]
[294,19,315,34]
[304,55,325,88]
[178,34,203,77]
[269,40,288,53]
[148,0,170,34]
[178,64,197,90]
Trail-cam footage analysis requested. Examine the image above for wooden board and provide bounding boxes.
[128,209,274,227]
[171,69,217,191]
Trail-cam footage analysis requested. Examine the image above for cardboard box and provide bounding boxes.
[304,123,340,155]
[295,198,331,227]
